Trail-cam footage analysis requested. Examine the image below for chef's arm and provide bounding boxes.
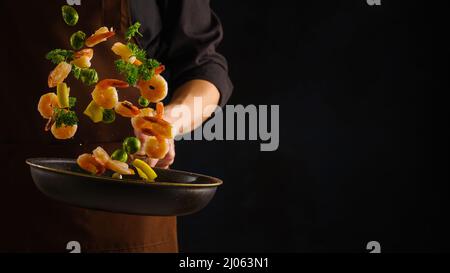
[164,79,220,136]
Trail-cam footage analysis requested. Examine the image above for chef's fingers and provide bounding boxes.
[148,158,159,168]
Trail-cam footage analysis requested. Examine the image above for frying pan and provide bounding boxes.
[26,158,222,216]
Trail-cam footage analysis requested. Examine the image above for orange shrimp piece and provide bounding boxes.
[72,48,94,68]
[73,48,94,60]
[37,93,59,119]
[91,79,129,109]
[144,136,169,160]
[137,74,168,103]
[155,65,165,75]
[115,101,141,118]
[51,124,78,140]
[85,27,115,48]
[105,160,135,175]
[92,146,111,165]
[140,116,173,139]
[155,102,164,119]
[48,62,72,88]
[77,154,106,175]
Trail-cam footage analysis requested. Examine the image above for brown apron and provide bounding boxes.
[0,0,177,252]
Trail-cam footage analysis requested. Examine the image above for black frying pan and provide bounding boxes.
[26,158,222,216]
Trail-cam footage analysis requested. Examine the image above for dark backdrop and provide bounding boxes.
[174,0,448,252]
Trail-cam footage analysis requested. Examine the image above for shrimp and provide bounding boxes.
[140,117,173,140]
[48,62,72,88]
[92,146,111,165]
[91,79,129,109]
[71,48,94,68]
[137,74,168,103]
[73,48,94,60]
[51,123,78,140]
[115,101,141,118]
[131,107,155,131]
[155,102,164,119]
[144,136,169,159]
[37,93,59,119]
[85,27,115,48]
[77,154,106,175]
[105,160,135,175]
[154,65,165,75]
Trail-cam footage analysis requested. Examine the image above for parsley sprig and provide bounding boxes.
[53,108,78,128]
[46,49,74,64]
[115,22,161,85]
[125,22,143,41]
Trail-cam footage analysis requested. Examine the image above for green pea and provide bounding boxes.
[102,109,116,124]
[111,149,128,163]
[70,31,86,50]
[138,96,150,107]
[123,137,141,155]
[62,5,79,26]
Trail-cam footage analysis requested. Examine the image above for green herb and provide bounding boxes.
[62,5,79,26]
[69,97,77,109]
[70,31,86,50]
[72,64,98,86]
[127,43,147,61]
[115,57,161,85]
[116,22,163,85]
[54,108,78,128]
[115,59,139,85]
[125,22,143,41]
[46,49,74,64]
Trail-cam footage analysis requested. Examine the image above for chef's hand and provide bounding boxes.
[134,129,176,169]
[151,139,175,169]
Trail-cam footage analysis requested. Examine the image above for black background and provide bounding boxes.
[174,0,449,252]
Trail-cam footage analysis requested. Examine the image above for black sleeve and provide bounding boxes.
[159,0,233,107]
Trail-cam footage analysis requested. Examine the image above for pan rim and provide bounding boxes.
[26,158,223,188]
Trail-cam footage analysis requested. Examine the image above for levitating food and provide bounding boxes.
[115,101,141,118]
[38,93,60,119]
[144,136,169,160]
[112,42,141,65]
[123,137,141,155]
[70,31,86,50]
[37,82,78,140]
[91,79,129,109]
[39,8,171,182]
[48,62,72,88]
[77,154,106,175]
[61,5,79,26]
[85,27,115,47]
[50,108,78,139]
[137,74,168,103]
[71,48,94,68]
[51,123,78,140]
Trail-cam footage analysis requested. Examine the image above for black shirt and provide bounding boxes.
[130,0,233,107]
